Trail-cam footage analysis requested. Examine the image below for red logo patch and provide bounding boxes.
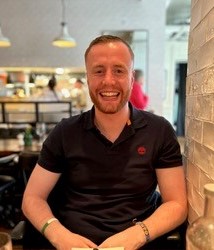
[137,146,146,155]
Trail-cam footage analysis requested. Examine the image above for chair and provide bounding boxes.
[0,175,16,228]
[0,154,22,228]
[0,154,19,176]
[0,153,21,200]
[17,151,39,186]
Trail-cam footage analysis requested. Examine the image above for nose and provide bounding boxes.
[103,70,116,85]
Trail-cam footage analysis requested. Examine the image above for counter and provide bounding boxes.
[0,99,73,124]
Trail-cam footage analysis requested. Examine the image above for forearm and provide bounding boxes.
[22,194,97,249]
[99,200,187,250]
[22,194,64,247]
[22,194,57,233]
[142,200,187,243]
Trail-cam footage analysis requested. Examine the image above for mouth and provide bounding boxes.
[100,91,120,98]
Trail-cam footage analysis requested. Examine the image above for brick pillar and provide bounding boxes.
[185,0,214,223]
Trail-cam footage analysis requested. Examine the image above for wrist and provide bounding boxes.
[41,218,58,235]
[136,222,150,243]
[133,219,150,244]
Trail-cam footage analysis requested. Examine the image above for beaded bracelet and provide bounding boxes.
[41,218,58,235]
[133,219,150,243]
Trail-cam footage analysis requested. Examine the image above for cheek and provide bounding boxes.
[87,78,99,91]
[125,75,134,88]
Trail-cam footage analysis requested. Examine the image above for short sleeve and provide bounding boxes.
[38,122,66,173]
[155,118,183,168]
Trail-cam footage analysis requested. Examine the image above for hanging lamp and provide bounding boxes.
[52,0,76,48]
[0,24,11,47]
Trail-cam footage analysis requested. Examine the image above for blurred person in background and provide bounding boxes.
[129,69,149,110]
[70,79,87,109]
[37,75,62,101]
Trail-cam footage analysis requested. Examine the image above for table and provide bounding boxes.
[0,139,41,157]
[13,245,52,250]
[13,245,24,250]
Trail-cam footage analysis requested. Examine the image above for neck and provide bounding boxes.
[94,104,130,142]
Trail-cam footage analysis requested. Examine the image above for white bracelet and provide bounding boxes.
[41,217,58,234]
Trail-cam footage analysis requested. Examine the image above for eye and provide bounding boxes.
[95,69,103,74]
[114,68,125,75]
[92,67,104,75]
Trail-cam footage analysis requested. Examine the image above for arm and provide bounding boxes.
[144,166,187,239]
[99,166,187,250]
[22,164,97,249]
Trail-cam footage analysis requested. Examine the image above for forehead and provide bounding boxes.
[86,42,133,66]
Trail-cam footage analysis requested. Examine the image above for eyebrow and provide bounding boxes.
[92,64,126,69]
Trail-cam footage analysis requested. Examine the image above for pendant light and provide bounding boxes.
[52,0,76,48]
[0,23,11,47]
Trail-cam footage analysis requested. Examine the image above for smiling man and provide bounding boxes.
[22,35,187,250]
[85,38,134,115]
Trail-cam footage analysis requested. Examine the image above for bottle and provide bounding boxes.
[186,183,214,250]
[24,126,33,146]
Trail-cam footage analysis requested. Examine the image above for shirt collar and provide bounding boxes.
[83,102,148,131]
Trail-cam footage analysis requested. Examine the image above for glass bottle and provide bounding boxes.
[186,183,214,250]
[24,126,33,146]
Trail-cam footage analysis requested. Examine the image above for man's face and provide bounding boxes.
[85,42,134,114]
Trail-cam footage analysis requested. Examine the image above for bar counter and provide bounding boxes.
[0,98,72,124]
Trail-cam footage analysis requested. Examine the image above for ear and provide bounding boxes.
[85,72,89,86]
[131,70,135,88]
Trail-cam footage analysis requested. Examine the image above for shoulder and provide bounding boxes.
[132,109,176,141]
[146,111,174,133]
[133,108,171,127]
[145,111,171,125]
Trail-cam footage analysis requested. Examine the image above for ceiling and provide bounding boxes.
[108,0,192,42]
[165,0,191,41]
[166,0,191,25]
[0,0,191,70]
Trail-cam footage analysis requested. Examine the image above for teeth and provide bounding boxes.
[101,92,118,97]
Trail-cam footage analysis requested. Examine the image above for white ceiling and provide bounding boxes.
[0,0,191,69]
[165,0,191,41]
[166,0,191,25]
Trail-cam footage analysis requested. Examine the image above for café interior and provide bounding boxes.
[0,0,191,249]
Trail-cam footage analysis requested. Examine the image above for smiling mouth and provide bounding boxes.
[100,91,119,97]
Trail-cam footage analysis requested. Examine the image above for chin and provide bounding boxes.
[95,102,117,113]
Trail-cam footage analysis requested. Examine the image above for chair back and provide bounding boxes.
[0,154,19,178]
[18,151,39,186]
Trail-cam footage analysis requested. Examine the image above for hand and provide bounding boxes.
[46,224,98,250]
[98,225,145,250]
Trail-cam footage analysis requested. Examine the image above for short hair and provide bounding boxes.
[75,78,84,85]
[48,75,56,90]
[84,35,134,61]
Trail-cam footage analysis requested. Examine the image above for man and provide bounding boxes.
[129,69,149,110]
[22,35,187,250]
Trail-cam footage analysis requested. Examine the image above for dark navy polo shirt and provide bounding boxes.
[38,104,182,244]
